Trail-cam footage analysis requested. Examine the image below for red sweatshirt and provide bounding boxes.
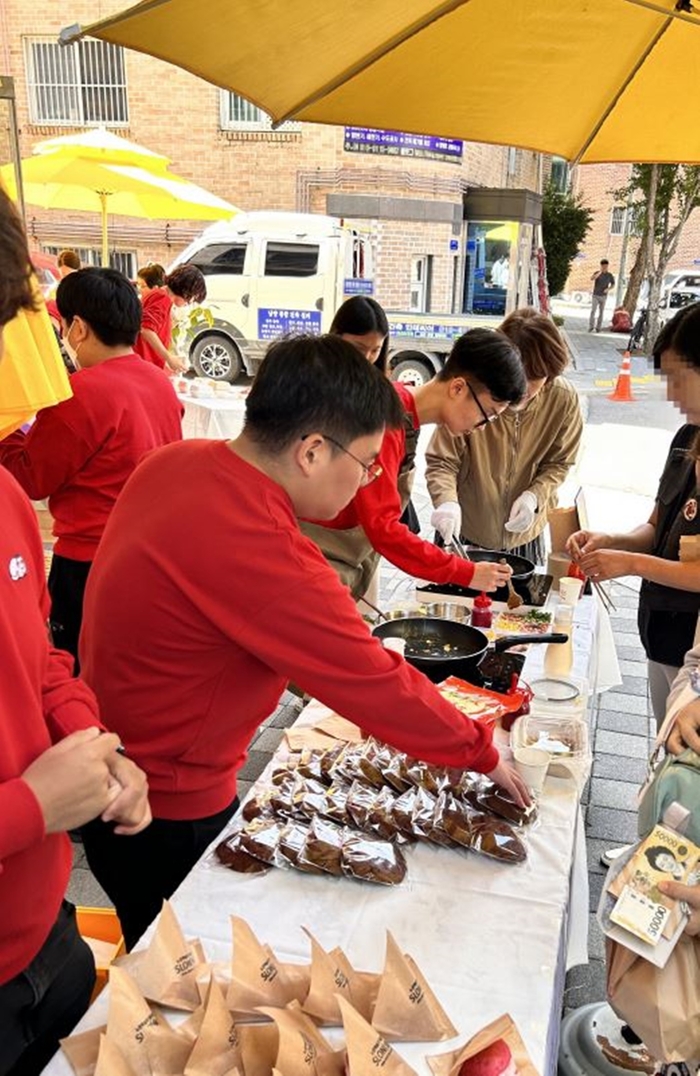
[134,288,173,369]
[0,354,183,560]
[313,383,475,586]
[80,440,498,821]
[0,469,102,984]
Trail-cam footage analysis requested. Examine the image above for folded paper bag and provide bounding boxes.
[226,917,301,1015]
[337,995,419,1076]
[94,1035,137,1076]
[184,978,245,1076]
[372,931,457,1042]
[259,1000,345,1076]
[427,1013,540,1076]
[116,902,204,1011]
[302,928,377,1025]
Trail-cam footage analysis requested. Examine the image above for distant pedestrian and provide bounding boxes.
[589,258,615,332]
[136,263,166,298]
[57,249,81,278]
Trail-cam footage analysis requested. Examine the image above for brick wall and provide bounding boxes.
[565,163,700,299]
[3,0,540,314]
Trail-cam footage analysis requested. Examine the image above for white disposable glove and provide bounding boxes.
[430,501,462,545]
[504,490,538,534]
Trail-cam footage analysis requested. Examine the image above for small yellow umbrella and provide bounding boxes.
[1,152,238,266]
[33,127,171,172]
[64,0,700,164]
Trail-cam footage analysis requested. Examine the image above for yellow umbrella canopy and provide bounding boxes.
[33,127,171,171]
[64,0,700,164]
[1,146,238,265]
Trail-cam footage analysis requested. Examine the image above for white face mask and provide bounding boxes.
[63,320,80,367]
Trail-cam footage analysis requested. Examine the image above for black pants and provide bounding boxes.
[47,555,92,673]
[0,902,95,1076]
[81,796,239,952]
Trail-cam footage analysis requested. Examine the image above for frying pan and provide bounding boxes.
[465,549,535,581]
[372,616,567,684]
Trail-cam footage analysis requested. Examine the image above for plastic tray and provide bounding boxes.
[511,712,591,789]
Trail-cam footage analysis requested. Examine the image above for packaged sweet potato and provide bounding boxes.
[242,790,273,823]
[474,783,537,827]
[298,816,344,876]
[319,743,344,781]
[341,832,407,886]
[408,786,438,841]
[216,833,271,875]
[276,821,310,868]
[270,772,306,818]
[391,788,420,839]
[384,749,412,793]
[346,780,378,831]
[434,792,474,849]
[404,759,442,796]
[468,814,527,864]
[355,739,386,789]
[322,782,351,825]
[239,818,285,866]
[367,786,399,840]
[297,748,327,785]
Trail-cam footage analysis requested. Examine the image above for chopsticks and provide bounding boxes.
[567,536,616,612]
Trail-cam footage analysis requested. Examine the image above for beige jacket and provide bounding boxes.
[425,377,583,551]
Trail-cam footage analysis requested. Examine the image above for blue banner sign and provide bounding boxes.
[343,278,375,295]
[389,320,466,342]
[344,127,463,164]
[258,308,322,340]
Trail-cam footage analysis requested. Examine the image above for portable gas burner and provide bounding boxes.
[416,573,554,611]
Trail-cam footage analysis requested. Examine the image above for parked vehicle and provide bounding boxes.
[172,212,500,384]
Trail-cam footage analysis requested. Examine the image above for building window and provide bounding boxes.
[550,157,569,192]
[506,147,520,177]
[219,91,300,132]
[44,246,136,278]
[609,207,626,236]
[410,255,433,313]
[25,37,128,126]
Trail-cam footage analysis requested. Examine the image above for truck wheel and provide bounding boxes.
[191,334,243,383]
[391,351,434,387]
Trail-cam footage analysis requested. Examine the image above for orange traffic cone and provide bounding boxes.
[608,350,636,402]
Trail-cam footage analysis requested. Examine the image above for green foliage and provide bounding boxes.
[614,164,700,240]
[541,181,594,297]
[171,304,214,358]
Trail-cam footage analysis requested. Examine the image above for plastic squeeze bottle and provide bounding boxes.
[471,592,493,629]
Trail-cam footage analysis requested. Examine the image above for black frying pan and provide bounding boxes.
[465,549,535,581]
[372,616,567,683]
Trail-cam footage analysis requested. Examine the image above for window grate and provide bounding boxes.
[25,36,128,127]
[219,91,300,132]
[43,246,136,278]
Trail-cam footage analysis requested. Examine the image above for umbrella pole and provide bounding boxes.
[99,191,109,266]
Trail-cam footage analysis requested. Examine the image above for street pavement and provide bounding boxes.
[67,304,684,1023]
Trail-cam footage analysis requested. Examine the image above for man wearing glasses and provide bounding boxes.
[78,334,530,949]
[300,328,526,600]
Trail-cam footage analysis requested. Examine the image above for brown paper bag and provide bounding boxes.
[237,1023,279,1076]
[94,1035,137,1076]
[427,1013,540,1076]
[548,506,579,553]
[227,918,300,1016]
[302,930,377,1024]
[337,996,419,1076]
[60,1025,106,1076]
[144,1025,194,1076]
[278,961,312,1005]
[116,902,204,1010]
[372,932,457,1042]
[606,936,700,1062]
[106,966,170,1076]
[185,978,245,1076]
[259,1001,345,1076]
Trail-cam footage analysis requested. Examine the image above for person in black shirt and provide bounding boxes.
[568,303,700,725]
[589,258,615,332]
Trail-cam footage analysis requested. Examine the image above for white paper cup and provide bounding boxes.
[381,636,406,658]
[559,577,584,604]
[513,746,550,792]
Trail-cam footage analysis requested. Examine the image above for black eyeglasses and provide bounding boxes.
[467,381,499,429]
[303,434,383,485]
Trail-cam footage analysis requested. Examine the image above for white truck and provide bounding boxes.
[173,211,498,384]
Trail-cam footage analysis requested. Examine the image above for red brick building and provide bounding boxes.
[0,0,542,314]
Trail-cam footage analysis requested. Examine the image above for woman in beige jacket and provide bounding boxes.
[426,309,582,564]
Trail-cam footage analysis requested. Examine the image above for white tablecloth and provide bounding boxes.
[178,392,248,441]
[43,597,615,1076]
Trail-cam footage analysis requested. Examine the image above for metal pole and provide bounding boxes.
[616,197,633,307]
[99,191,109,266]
[0,77,25,222]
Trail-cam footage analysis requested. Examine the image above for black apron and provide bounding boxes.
[300,409,419,599]
[638,424,700,666]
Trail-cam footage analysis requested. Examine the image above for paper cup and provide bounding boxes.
[381,636,406,657]
[513,746,550,792]
[559,576,584,604]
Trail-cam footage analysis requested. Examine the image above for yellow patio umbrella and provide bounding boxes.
[1,137,237,266]
[33,127,171,172]
[63,0,700,164]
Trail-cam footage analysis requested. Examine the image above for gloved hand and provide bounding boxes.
[430,501,462,545]
[504,490,538,534]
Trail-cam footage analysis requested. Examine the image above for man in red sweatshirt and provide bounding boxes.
[80,333,530,951]
[0,191,151,1075]
[0,267,183,669]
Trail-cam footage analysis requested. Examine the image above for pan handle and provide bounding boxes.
[494,632,568,652]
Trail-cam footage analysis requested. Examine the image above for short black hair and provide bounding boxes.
[0,187,37,327]
[165,264,206,303]
[56,267,141,347]
[330,296,390,374]
[438,327,526,404]
[653,302,700,372]
[138,263,165,289]
[245,334,404,452]
[601,259,609,266]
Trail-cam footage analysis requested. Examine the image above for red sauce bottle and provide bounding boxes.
[471,592,493,629]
